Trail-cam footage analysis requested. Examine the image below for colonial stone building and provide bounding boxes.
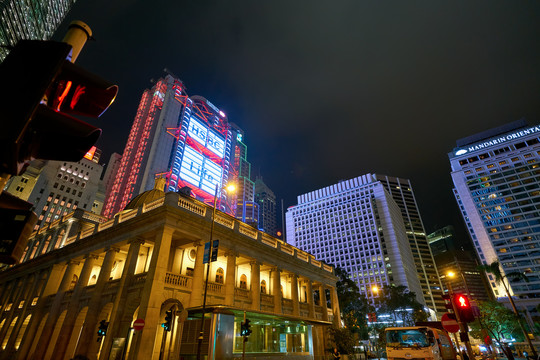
[0,188,340,360]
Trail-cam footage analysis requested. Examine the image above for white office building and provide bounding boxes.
[286,174,426,309]
[450,119,540,305]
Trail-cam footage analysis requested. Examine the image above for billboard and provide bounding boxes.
[174,114,227,199]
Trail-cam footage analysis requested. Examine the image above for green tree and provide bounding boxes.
[469,300,523,343]
[334,267,371,339]
[477,261,537,358]
[375,284,428,326]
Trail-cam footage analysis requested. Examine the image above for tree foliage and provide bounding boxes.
[329,326,358,355]
[334,267,371,339]
[469,301,524,347]
[375,284,428,326]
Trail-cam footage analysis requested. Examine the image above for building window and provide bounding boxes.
[215,268,224,284]
[239,274,247,289]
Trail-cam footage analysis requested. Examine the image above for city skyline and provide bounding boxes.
[50,1,540,238]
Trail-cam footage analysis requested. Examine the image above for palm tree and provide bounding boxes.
[478,261,537,358]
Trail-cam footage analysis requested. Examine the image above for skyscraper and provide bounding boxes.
[103,74,251,220]
[0,0,76,61]
[285,174,427,311]
[427,226,493,302]
[450,119,540,305]
[255,176,278,236]
[375,175,446,315]
[4,147,104,230]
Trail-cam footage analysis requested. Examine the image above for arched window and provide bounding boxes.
[239,274,247,289]
[14,315,31,349]
[215,268,224,284]
[260,280,267,294]
[89,274,97,286]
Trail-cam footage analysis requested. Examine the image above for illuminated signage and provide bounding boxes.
[454,125,540,156]
[179,146,223,195]
[84,146,96,161]
[187,116,225,158]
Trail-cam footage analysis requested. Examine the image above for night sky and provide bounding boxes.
[53,1,540,239]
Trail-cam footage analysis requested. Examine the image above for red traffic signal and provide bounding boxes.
[453,293,475,323]
[0,40,117,176]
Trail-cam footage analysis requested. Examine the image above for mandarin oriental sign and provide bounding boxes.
[454,126,540,156]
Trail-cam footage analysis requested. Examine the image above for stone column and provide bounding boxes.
[320,284,329,322]
[97,238,143,360]
[31,260,80,359]
[53,254,99,359]
[330,286,341,326]
[75,247,118,357]
[2,272,42,355]
[271,267,282,314]
[250,261,261,311]
[0,277,27,343]
[306,280,315,318]
[291,274,300,316]
[126,226,173,360]
[189,241,205,308]
[224,251,236,306]
[16,264,66,360]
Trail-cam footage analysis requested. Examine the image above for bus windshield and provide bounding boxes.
[386,328,430,348]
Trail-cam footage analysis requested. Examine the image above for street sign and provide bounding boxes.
[441,313,459,333]
[211,240,219,262]
[203,241,211,264]
[133,318,145,331]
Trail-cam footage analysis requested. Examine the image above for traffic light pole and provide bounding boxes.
[447,281,475,360]
[242,311,247,360]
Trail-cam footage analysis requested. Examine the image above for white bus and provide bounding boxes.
[385,326,457,360]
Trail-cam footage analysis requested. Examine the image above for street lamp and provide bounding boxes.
[196,182,235,360]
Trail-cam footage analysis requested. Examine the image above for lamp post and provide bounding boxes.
[196,182,235,360]
[447,272,475,360]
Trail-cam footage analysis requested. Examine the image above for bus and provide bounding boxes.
[385,326,457,360]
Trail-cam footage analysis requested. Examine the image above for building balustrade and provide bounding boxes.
[206,281,223,294]
[131,273,147,286]
[282,298,293,314]
[164,272,192,288]
[234,287,250,299]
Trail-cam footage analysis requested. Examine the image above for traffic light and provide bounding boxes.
[162,310,173,331]
[0,192,37,264]
[0,40,117,176]
[97,320,109,337]
[241,319,252,336]
[453,293,475,323]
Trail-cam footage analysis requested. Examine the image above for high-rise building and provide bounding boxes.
[103,74,252,220]
[375,175,446,315]
[231,124,258,227]
[285,174,428,312]
[0,0,76,61]
[4,147,104,230]
[427,226,493,302]
[255,176,278,236]
[450,119,540,307]
[101,152,122,201]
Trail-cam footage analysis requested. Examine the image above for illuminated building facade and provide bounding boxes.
[231,124,258,227]
[4,147,104,230]
[0,189,340,360]
[450,119,540,310]
[285,174,428,313]
[103,75,252,220]
[255,176,278,236]
[375,175,446,315]
[0,0,75,61]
